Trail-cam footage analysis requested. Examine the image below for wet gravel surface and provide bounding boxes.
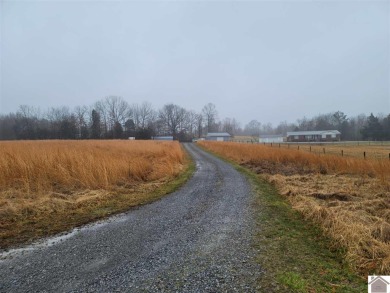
[0,143,262,292]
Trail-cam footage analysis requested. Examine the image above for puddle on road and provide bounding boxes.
[0,212,130,261]
[0,229,80,261]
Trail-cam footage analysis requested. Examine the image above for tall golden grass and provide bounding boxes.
[199,141,390,274]
[199,141,390,185]
[0,140,187,248]
[0,140,184,192]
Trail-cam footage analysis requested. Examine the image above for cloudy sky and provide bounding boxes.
[0,0,389,126]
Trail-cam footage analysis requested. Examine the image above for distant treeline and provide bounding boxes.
[0,96,389,141]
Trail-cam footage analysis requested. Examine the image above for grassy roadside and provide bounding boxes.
[198,145,366,292]
[1,146,195,250]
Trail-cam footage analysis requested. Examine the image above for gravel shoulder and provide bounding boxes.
[0,143,262,292]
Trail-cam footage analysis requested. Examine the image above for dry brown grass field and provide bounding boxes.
[199,141,390,275]
[0,140,189,248]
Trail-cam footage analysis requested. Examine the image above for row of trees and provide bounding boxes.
[0,97,224,141]
[244,111,390,141]
[0,96,389,141]
[243,111,390,141]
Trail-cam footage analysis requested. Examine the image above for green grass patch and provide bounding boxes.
[277,272,308,292]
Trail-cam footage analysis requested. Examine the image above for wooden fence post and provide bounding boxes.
[364,151,366,159]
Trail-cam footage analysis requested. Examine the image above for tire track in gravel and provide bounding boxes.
[0,143,262,292]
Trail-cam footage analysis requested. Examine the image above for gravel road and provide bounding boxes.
[0,143,262,292]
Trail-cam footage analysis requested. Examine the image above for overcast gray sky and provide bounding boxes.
[1,0,389,126]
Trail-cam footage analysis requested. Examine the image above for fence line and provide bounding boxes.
[231,140,390,160]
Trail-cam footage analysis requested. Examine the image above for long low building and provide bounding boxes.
[152,136,174,141]
[259,134,285,143]
[286,130,341,142]
[205,132,232,141]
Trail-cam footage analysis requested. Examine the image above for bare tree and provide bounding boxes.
[274,121,296,135]
[351,114,367,140]
[261,123,273,135]
[202,103,218,133]
[222,117,240,135]
[244,120,261,137]
[130,102,156,130]
[14,105,41,139]
[18,105,41,119]
[313,113,334,130]
[46,106,71,122]
[104,96,129,126]
[158,104,187,137]
[195,114,203,138]
[46,106,77,139]
[94,96,129,137]
[297,116,315,131]
[94,100,109,136]
[74,105,89,138]
[184,110,199,138]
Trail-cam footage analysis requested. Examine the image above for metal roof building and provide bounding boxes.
[259,134,285,143]
[286,130,341,142]
[205,132,232,142]
[152,136,174,141]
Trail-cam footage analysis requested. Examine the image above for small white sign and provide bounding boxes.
[368,276,390,293]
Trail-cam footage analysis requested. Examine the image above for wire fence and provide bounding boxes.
[232,140,390,160]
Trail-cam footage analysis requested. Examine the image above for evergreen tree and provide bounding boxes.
[124,119,136,138]
[59,115,77,139]
[113,121,123,139]
[382,114,390,140]
[91,109,101,139]
[361,113,383,140]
